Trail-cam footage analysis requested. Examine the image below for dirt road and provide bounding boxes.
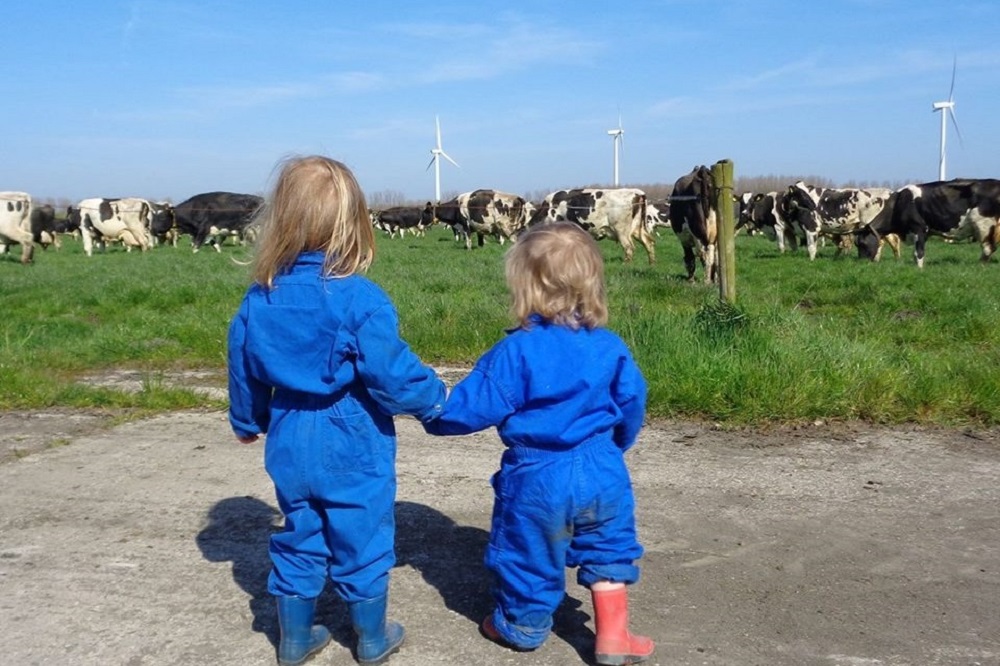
[1,408,998,665]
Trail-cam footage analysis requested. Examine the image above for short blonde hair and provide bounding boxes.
[505,221,608,329]
[251,155,374,288]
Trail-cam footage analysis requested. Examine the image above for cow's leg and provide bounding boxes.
[121,230,141,251]
[701,244,717,284]
[805,231,819,260]
[619,236,636,263]
[914,232,927,268]
[636,228,656,265]
[20,242,34,264]
[982,224,1000,262]
[682,245,697,281]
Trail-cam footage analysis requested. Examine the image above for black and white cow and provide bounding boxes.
[855,179,1000,266]
[29,204,60,249]
[0,192,35,264]
[738,191,798,251]
[669,166,716,282]
[436,189,533,249]
[67,198,153,256]
[148,202,178,247]
[374,203,435,238]
[645,199,671,237]
[784,182,892,259]
[172,192,263,252]
[528,188,654,264]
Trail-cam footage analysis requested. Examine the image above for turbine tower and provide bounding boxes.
[607,113,624,187]
[426,115,459,202]
[932,58,962,181]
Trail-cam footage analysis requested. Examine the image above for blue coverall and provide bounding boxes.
[227,252,446,604]
[425,315,647,649]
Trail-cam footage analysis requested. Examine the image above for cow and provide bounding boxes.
[738,191,799,252]
[855,179,1000,267]
[29,204,60,249]
[0,192,35,264]
[148,202,178,247]
[784,182,892,259]
[435,189,533,249]
[669,166,716,282]
[645,199,671,237]
[527,188,654,264]
[66,198,153,256]
[373,203,435,239]
[172,192,263,252]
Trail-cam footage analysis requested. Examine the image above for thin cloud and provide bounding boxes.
[382,16,601,85]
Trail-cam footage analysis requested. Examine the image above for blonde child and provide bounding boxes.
[227,155,446,665]
[425,221,654,664]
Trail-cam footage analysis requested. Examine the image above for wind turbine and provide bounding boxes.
[607,113,624,187]
[932,57,963,181]
[426,115,459,202]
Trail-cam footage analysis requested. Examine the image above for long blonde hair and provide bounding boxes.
[251,155,374,288]
[505,221,608,329]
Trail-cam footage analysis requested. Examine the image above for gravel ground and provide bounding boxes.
[0,402,998,666]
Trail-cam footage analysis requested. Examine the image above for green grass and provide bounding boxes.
[2,228,998,426]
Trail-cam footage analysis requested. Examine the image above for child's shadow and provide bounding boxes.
[195,495,352,652]
[394,501,595,662]
[196,495,281,647]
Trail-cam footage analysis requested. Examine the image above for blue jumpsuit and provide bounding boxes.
[227,252,446,604]
[425,315,647,649]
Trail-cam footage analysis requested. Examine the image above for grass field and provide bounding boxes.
[2,227,998,426]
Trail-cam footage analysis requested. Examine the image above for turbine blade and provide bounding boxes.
[436,116,442,149]
[440,150,460,168]
[426,155,436,171]
[949,107,964,147]
[948,55,957,102]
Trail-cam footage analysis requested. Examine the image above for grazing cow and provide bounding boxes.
[528,188,654,264]
[856,179,1000,267]
[30,204,60,249]
[148,202,178,247]
[738,191,798,251]
[374,203,435,239]
[0,192,35,264]
[645,199,671,237]
[66,197,153,256]
[784,182,892,259]
[172,192,263,252]
[436,189,532,249]
[669,166,716,282]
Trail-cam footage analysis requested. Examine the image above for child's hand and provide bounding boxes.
[236,435,259,444]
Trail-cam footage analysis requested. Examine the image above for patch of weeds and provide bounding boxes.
[693,300,750,341]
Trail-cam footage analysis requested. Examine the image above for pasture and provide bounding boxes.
[2,227,998,425]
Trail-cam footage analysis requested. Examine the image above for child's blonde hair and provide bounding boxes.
[505,221,608,329]
[251,155,374,288]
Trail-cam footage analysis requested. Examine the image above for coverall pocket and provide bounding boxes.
[322,409,387,475]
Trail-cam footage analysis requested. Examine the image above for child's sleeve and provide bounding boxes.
[612,351,647,452]
[423,344,519,436]
[227,297,272,439]
[355,303,446,422]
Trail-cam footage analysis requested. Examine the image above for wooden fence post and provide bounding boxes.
[713,159,736,303]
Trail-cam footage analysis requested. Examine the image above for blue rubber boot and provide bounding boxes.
[275,596,332,666]
[348,595,405,664]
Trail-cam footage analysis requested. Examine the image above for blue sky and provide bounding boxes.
[3,1,998,204]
